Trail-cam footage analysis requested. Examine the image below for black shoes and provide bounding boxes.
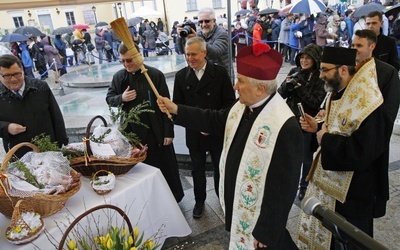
[193,202,204,218]
[298,187,307,201]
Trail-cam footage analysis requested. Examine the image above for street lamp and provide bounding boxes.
[117,2,122,18]
[92,6,97,24]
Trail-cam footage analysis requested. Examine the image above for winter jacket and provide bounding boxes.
[279,18,291,44]
[278,43,326,119]
[177,25,229,70]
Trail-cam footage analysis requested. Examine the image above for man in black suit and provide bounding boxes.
[351,29,400,221]
[366,11,399,70]
[173,37,236,218]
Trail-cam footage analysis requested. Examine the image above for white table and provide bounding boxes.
[0,163,191,248]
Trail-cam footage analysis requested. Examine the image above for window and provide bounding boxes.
[212,0,223,8]
[13,17,24,28]
[65,11,76,26]
[186,0,197,11]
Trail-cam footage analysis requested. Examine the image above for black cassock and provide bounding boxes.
[106,66,184,202]
[175,95,303,249]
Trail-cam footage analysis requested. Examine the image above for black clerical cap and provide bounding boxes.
[321,47,356,66]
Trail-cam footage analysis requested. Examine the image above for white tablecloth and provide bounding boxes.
[0,163,191,248]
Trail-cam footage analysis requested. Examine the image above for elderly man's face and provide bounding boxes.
[365,16,383,36]
[198,12,216,35]
[234,74,260,106]
[0,63,24,91]
[185,42,207,71]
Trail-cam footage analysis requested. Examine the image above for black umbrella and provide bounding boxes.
[52,27,74,35]
[384,3,400,17]
[259,8,280,15]
[13,26,44,37]
[352,3,385,18]
[0,33,29,42]
[235,9,251,16]
[127,17,143,27]
[95,21,109,28]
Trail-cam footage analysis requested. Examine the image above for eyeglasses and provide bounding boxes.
[0,72,23,80]
[198,19,212,24]
[119,58,134,64]
[319,66,340,73]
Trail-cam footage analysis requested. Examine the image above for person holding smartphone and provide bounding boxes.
[277,43,326,200]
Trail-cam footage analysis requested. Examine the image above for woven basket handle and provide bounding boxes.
[85,115,108,138]
[10,200,33,230]
[92,170,112,179]
[0,142,39,173]
[57,204,133,250]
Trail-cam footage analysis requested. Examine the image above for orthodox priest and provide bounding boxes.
[106,43,184,202]
[297,47,392,249]
[157,43,303,249]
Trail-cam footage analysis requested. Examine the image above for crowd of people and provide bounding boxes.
[1,2,400,250]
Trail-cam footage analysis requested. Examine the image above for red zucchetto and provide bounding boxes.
[236,43,283,81]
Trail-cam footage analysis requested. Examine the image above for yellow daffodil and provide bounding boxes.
[130,247,137,250]
[122,227,128,237]
[106,238,113,249]
[128,235,134,245]
[147,240,154,248]
[67,239,76,250]
[133,226,139,239]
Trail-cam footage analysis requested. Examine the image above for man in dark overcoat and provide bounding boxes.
[0,54,68,158]
[351,29,400,218]
[173,37,235,218]
[366,11,399,70]
[106,43,184,202]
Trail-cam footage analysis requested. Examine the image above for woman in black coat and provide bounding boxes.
[278,43,326,201]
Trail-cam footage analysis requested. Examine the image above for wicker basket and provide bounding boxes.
[0,142,82,218]
[6,200,45,245]
[69,115,146,177]
[57,204,133,250]
[91,170,115,195]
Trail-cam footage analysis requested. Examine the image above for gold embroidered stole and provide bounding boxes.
[297,58,383,249]
[219,94,294,249]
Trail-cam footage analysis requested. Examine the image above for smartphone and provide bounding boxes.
[297,102,306,120]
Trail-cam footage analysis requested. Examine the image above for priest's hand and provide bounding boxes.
[317,123,328,145]
[253,238,267,249]
[300,113,318,133]
[164,137,173,145]
[122,86,137,102]
[8,123,26,135]
[157,96,178,115]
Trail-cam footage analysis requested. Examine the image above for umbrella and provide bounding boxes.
[52,26,74,35]
[13,26,44,37]
[235,9,251,16]
[289,0,326,14]
[279,4,294,15]
[259,8,280,15]
[95,22,108,28]
[384,3,400,17]
[129,6,162,18]
[127,17,144,27]
[0,44,12,56]
[0,33,29,43]
[352,3,386,18]
[72,24,90,30]
[216,17,228,25]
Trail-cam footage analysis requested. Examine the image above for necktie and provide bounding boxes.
[14,90,22,100]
